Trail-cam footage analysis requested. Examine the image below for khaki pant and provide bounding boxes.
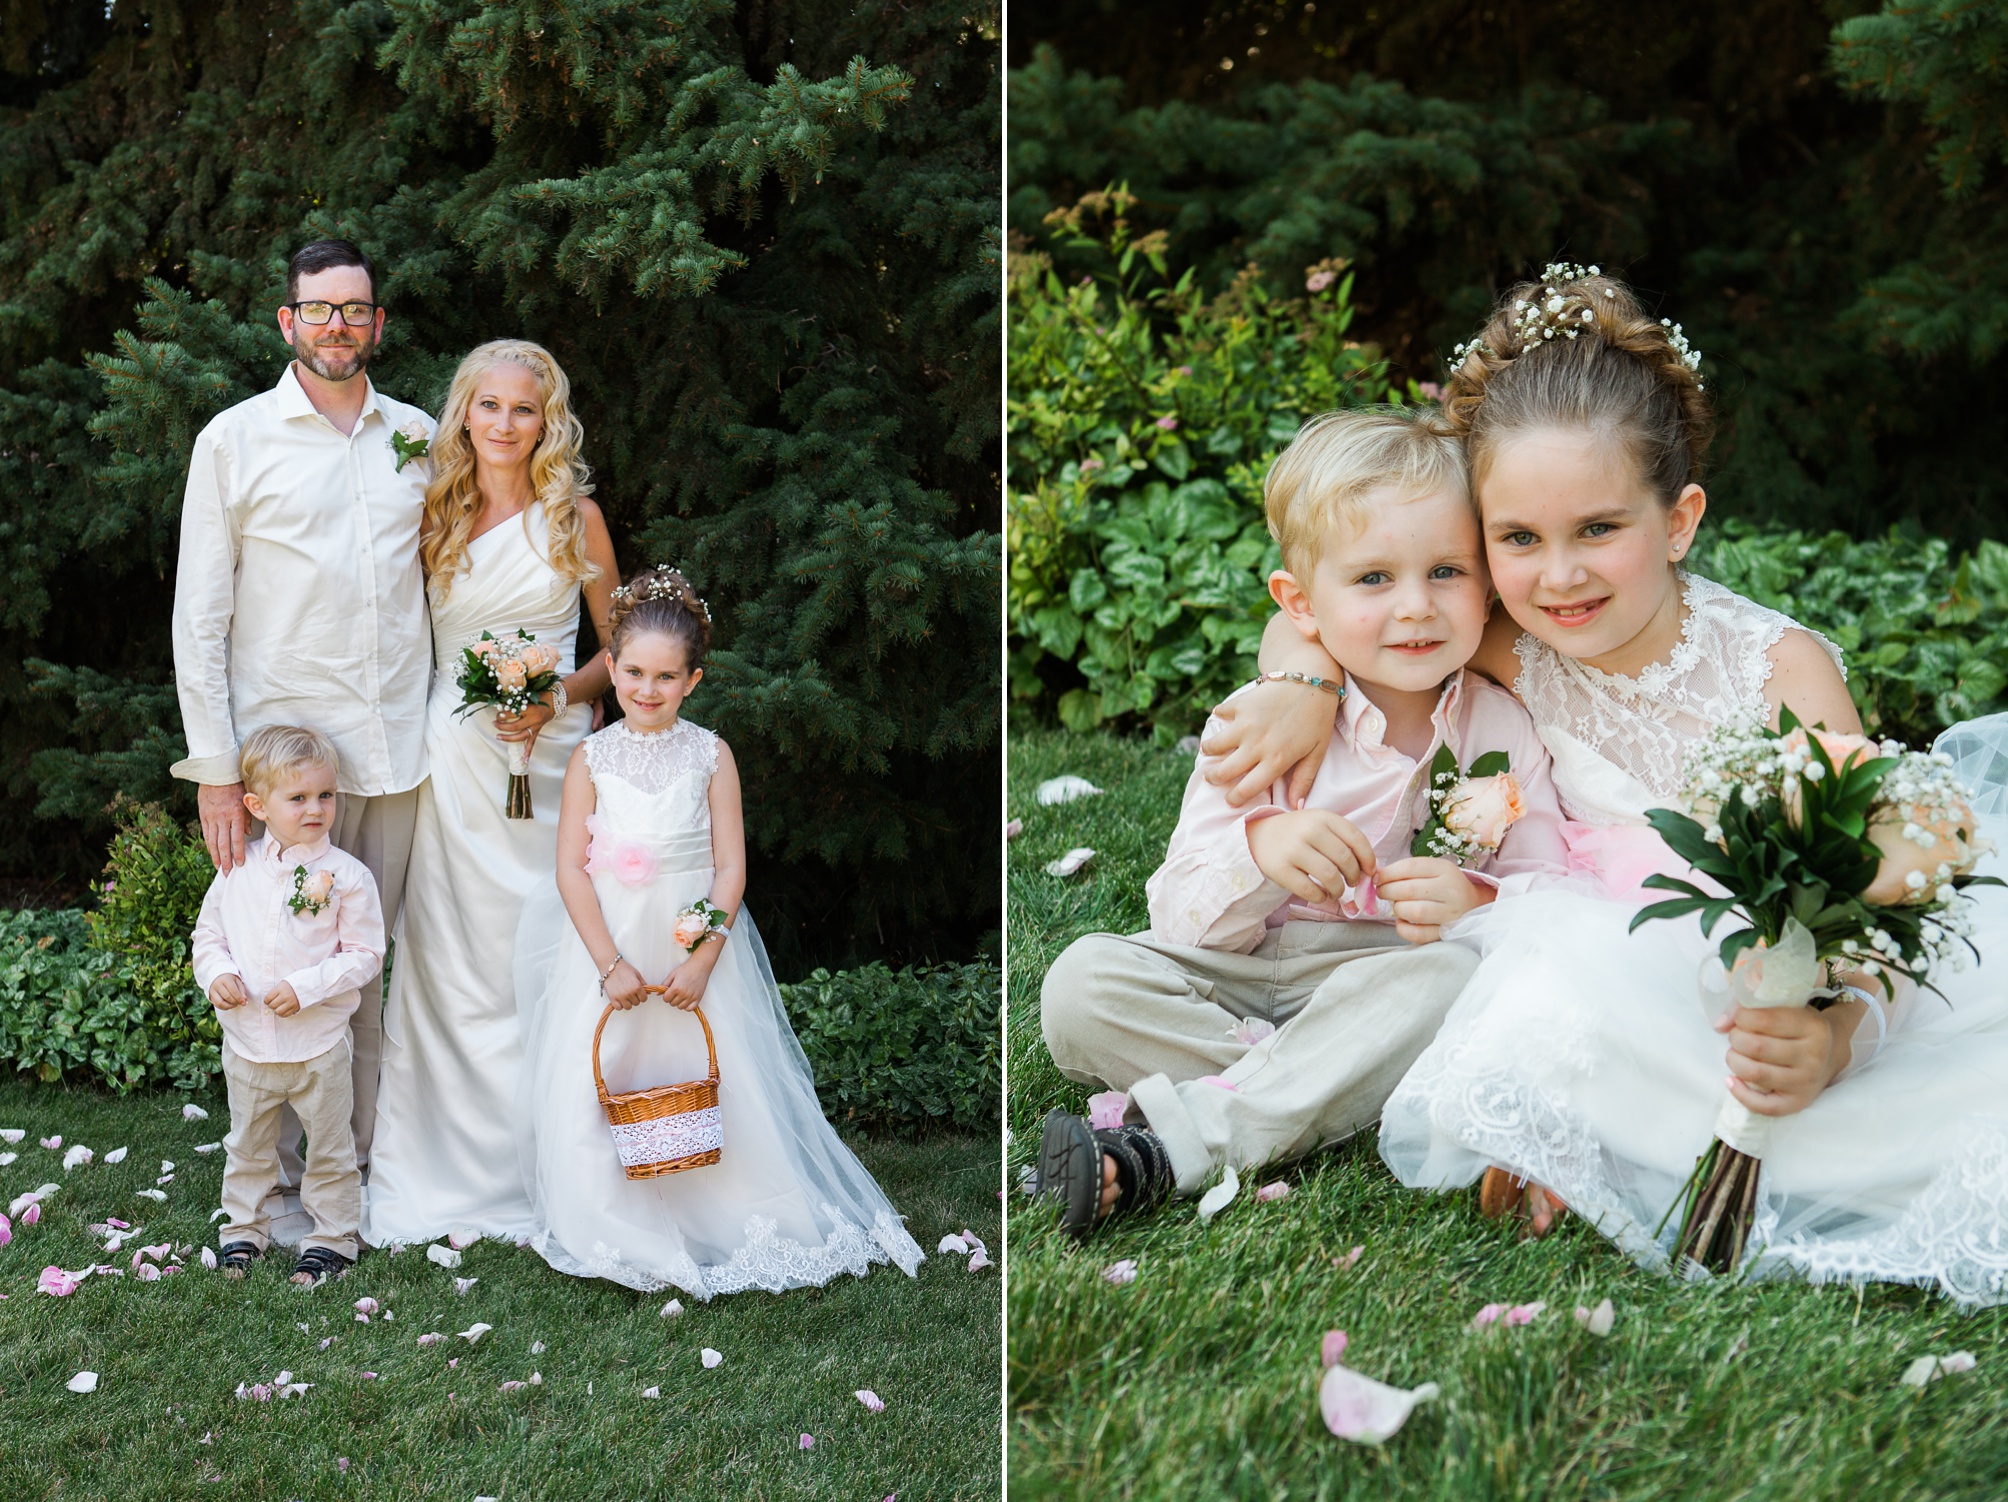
[1041,921,1476,1194]
[274,785,418,1185]
[221,1038,361,1259]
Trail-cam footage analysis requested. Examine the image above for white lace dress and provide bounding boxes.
[513,718,925,1297]
[1379,575,2008,1306]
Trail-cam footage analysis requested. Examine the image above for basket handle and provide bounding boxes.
[591,987,720,1103]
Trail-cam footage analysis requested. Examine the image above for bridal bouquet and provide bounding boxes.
[1630,708,1998,1273]
[1410,747,1526,864]
[454,629,563,818]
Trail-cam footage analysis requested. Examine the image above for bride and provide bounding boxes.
[363,340,620,1245]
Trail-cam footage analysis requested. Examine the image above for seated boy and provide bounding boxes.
[1037,408,1569,1238]
[193,724,385,1285]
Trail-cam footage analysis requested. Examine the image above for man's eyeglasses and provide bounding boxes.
[285,300,379,327]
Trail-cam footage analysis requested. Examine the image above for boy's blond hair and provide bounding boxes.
[239,724,341,799]
[1264,407,1469,578]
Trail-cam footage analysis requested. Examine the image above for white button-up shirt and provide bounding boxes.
[1147,669,1572,952]
[171,364,433,794]
[190,834,386,1064]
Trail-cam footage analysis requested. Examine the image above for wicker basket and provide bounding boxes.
[592,987,722,1180]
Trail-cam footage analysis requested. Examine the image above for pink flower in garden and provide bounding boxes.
[1417,382,1443,401]
[1306,270,1336,292]
[1172,365,1193,377]
[1155,415,1178,432]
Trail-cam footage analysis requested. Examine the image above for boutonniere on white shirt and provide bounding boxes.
[1411,747,1526,865]
[288,866,336,917]
[390,419,431,473]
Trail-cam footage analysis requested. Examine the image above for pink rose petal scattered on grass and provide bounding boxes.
[134,1264,161,1282]
[1085,1091,1127,1131]
[1005,818,1022,840]
[968,1249,993,1272]
[640,1385,660,1399]
[701,1348,723,1368]
[500,1380,526,1393]
[0,1129,20,1144]
[1321,1330,1349,1368]
[1318,1364,1439,1444]
[1505,1302,1546,1327]
[40,1135,59,1150]
[1573,1299,1615,1336]
[102,1147,127,1165]
[21,1203,40,1226]
[799,1433,814,1450]
[199,1247,217,1270]
[1256,1181,1291,1202]
[66,1370,98,1394]
[0,1212,9,1248]
[181,1105,207,1122]
[937,1234,969,1255]
[416,1333,445,1347]
[454,1277,479,1295]
[354,1297,379,1316]
[855,1389,885,1412]
[37,1265,81,1297]
[336,1458,349,1474]
[660,1299,683,1318]
[1102,1259,1138,1285]
[447,1228,479,1250]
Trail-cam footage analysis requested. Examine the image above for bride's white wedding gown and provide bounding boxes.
[1379,575,2008,1306]
[513,717,925,1296]
[363,504,591,1245]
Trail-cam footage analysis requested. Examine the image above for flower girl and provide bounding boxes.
[515,567,924,1295]
[1209,268,2008,1305]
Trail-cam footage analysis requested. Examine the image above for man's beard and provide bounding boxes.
[293,326,376,382]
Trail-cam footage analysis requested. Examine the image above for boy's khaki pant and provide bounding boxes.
[1041,920,1476,1194]
[221,1038,361,1260]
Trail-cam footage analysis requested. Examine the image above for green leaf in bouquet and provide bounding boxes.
[1466,750,1511,779]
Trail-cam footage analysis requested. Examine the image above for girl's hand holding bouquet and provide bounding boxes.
[1633,709,2001,1273]
[455,629,564,817]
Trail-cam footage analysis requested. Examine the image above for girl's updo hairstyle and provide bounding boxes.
[608,565,712,670]
[1442,264,1712,505]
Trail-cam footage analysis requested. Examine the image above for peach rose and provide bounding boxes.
[672,910,709,948]
[1443,773,1525,852]
[524,644,559,676]
[303,870,335,905]
[495,659,527,692]
[1778,727,1876,827]
[1861,799,1977,906]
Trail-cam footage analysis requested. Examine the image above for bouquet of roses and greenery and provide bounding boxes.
[1630,708,1998,1273]
[454,629,563,818]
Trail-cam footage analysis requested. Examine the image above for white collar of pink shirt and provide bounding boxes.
[1334,668,1466,761]
[259,832,334,869]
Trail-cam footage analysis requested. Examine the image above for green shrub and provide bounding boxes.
[1007,189,1402,739]
[779,959,1002,1135]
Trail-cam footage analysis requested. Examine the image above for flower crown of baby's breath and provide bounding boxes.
[1451,262,1705,390]
[612,564,710,625]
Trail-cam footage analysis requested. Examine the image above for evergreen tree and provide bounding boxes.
[1009,0,2008,546]
[0,0,1000,973]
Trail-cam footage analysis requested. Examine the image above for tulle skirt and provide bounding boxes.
[513,865,924,1298]
[1378,717,2008,1307]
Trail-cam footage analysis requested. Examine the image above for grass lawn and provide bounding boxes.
[1007,726,2008,1501]
[0,1076,999,1500]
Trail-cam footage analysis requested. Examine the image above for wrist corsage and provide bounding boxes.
[672,899,729,953]
[288,866,336,917]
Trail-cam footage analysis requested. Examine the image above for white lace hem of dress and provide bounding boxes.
[526,1206,926,1299]
[1411,1070,2008,1309]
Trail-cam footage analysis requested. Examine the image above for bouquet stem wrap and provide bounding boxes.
[504,737,533,820]
[1672,919,1824,1272]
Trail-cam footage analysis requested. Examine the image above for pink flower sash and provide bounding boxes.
[584,814,658,888]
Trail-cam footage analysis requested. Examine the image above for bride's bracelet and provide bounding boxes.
[597,952,626,991]
[1841,983,1889,1062]
[546,681,569,720]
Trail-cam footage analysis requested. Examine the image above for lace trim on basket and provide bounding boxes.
[610,1106,722,1169]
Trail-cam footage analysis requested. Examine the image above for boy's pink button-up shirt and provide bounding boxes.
[1146,669,1571,952]
[190,834,385,1064]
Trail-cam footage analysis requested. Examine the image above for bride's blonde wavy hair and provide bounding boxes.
[421,340,600,599]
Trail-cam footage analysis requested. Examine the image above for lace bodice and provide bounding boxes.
[1512,574,1845,822]
[583,718,719,841]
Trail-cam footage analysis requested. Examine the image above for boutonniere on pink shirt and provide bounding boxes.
[583,814,657,888]
[288,866,335,917]
[1411,747,1525,865]
[390,420,431,473]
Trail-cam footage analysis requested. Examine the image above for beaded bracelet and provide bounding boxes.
[597,952,625,992]
[1246,669,1345,698]
[547,680,569,720]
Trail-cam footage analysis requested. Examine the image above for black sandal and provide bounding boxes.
[218,1241,263,1279]
[290,1246,354,1287]
[1037,1108,1175,1241]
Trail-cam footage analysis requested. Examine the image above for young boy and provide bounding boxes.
[1037,408,1570,1237]
[192,725,385,1285]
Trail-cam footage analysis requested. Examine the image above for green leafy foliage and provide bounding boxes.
[778,958,1001,1135]
[1008,196,1393,738]
[0,0,999,972]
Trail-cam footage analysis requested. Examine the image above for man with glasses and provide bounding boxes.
[171,239,434,1223]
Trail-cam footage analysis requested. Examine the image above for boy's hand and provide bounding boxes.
[208,973,250,1011]
[661,945,719,1011]
[1246,810,1375,904]
[1375,856,1493,945]
[262,980,302,1017]
[1716,1004,1844,1117]
[604,959,650,1011]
